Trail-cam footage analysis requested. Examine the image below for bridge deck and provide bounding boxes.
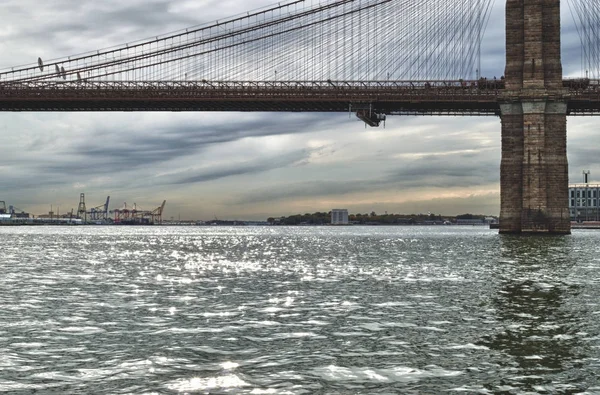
[0,80,598,114]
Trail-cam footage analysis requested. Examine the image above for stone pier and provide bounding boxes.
[499,0,570,234]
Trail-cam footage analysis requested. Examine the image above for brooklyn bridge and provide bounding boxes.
[1,0,599,234]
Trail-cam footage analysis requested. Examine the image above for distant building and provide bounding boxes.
[331,209,349,225]
[11,211,30,219]
[569,184,600,221]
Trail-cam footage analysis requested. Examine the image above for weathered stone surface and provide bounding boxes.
[500,104,524,233]
[505,0,524,91]
[499,0,570,234]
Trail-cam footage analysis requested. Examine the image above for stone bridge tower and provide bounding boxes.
[499,0,570,234]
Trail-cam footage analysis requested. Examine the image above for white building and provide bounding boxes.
[569,184,600,221]
[331,209,349,225]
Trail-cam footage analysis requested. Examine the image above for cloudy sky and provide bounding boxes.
[0,0,597,221]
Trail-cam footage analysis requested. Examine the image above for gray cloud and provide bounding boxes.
[169,147,318,184]
[384,155,500,187]
[34,113,343,176]
[234,146,500,206]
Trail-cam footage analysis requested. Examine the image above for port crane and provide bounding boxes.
[111,200,165,224]
[150,200,166,224]
[88,196,110,222]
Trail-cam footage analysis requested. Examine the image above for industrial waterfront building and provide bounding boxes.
[0,194,166,225]
[331,209,349,225]
[569,184,600,221]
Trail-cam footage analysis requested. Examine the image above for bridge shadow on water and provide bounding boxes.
[477,235,592,394]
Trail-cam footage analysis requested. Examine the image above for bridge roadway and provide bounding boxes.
[1,79,599,115]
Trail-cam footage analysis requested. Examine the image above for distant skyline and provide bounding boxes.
[0,0,598,221]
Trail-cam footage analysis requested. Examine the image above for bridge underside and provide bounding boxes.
[1,97,598,114]
[0,81,598,113]
[0,81,501,113]
[0,99,502,114]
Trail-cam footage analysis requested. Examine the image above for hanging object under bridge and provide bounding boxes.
[355,109,386,127]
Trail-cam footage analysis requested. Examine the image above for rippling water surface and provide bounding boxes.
[1,226,600,394]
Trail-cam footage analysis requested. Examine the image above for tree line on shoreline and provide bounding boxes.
[267,212,492,225]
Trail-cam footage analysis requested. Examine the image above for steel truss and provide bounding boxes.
[1,79,600,115]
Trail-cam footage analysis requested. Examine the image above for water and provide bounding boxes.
[1,226,600,394]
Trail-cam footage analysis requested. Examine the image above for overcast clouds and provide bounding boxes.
[0,0,598,220]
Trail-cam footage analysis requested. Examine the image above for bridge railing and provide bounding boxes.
[0,79,503,97]
[3,78,596,91]
[0,79,502,113]
[2,79,599,115]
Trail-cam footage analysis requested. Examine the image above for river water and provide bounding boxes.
[0,226,599,394]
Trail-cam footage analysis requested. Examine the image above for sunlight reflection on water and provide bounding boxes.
[0,226,599,393]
